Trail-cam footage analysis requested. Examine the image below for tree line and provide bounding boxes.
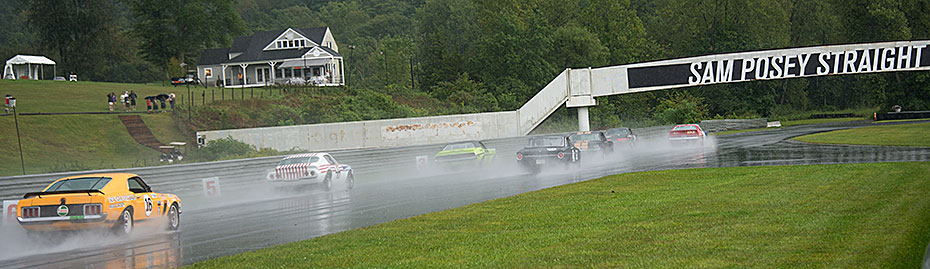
[2,0,929,126]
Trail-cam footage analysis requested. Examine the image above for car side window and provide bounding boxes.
[324,155,337,165]
[478,141,487,149]
[128,177,146,193]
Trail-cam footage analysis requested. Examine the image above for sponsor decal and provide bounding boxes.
[108,195,136,203]
[57,205,69,216]
[109,203,124,209]
[69,216,84,220]
[143,194,153,217]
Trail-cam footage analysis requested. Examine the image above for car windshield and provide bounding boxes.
[45,177,111,192]
[569,133,600,141]
[529,137,564,147]
[606,129,630,136]
[673,125,699,131]
[442,142,477,151]
[279,157,318,166]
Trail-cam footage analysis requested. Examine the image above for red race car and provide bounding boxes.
[668,124,707,145]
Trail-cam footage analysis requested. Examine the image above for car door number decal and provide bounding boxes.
[143,194,153,217]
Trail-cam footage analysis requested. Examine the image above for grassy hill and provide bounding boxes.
[0,80,190,176]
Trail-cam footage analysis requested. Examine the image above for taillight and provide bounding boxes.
[557,152,565,159]
[516,154,523,160]
[22,207,39,218]
[84,204,102,215]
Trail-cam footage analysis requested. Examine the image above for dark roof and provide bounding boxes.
[199,27,337,65]
[198,48,230,65]
[318,46,342,57]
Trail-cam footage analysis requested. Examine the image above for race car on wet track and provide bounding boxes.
[434,140,496,167]
[17,173,182,236]
[267,153,354,189]
[568,131,613,155]
[606,127,637,148]
[516,135,580,173]
[668,124,708,145]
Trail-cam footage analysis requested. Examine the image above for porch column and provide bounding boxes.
[221,65,227,88]
[239,64,248,88]
[268,62,277,85]
[340,58,345,85]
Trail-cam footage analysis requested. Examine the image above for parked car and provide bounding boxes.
[434,140,496,167]
[17,173,182,236]
[516,135,580,173]
[668,124,707,145]
[568,131,614,156]
[605,127,637,148]
[267,153,354,189]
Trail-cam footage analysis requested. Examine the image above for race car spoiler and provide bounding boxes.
[23,190,105,199]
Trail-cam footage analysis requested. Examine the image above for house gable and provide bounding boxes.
[302,47,334,59]
[263,28,319,51]
[321,28,338,52]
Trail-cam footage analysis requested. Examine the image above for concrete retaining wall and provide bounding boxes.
[198,111,521,151]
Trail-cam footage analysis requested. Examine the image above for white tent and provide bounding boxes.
[3,55,56,80]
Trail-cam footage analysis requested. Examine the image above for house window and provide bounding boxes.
[300,40,305,47]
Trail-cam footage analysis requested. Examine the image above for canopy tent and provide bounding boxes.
[3,55,56,80]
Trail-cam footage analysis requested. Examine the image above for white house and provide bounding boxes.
[197,27,344,88]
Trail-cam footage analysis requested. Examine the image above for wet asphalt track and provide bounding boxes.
[2,120,930,268]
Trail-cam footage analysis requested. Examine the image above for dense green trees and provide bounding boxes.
[2,0,929,125]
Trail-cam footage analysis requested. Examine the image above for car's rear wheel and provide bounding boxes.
[114,208,133,236]
[167,204,180,231]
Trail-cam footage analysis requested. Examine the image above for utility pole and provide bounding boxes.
[11,98,25,175]
[409,55,415,90]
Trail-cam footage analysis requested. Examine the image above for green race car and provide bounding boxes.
[434,141,496,166]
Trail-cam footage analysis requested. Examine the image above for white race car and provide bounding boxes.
[266,153,354,189]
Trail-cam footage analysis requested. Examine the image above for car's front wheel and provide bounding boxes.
[346,172,355,190]
[167,204,180,231]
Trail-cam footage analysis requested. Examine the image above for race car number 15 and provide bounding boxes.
[202,177,221,197]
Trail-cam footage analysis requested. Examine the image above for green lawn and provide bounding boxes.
[190,162,930,268]
[0,79,196,113]
[0,114,187,176]
[794,122,930,147]
[0,80,192,176]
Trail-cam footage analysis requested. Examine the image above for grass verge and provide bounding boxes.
[794,122,930,147]
[189,162,930,268]
[0,114,188,176]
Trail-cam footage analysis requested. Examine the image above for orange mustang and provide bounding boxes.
[17,173,181,235]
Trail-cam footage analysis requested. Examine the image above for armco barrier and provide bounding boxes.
[875,111,930,121]
[699,119,767,133]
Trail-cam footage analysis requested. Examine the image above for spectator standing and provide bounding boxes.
[145,96,154,113]
[156,93,169,112]
[129,90,137,111]
[106,93,113,111]
[120,91,129,112]
[168,93,176,110]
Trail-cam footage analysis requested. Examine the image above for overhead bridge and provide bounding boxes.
[199,40,930,151]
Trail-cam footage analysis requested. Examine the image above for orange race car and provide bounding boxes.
[17,173,181,235]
